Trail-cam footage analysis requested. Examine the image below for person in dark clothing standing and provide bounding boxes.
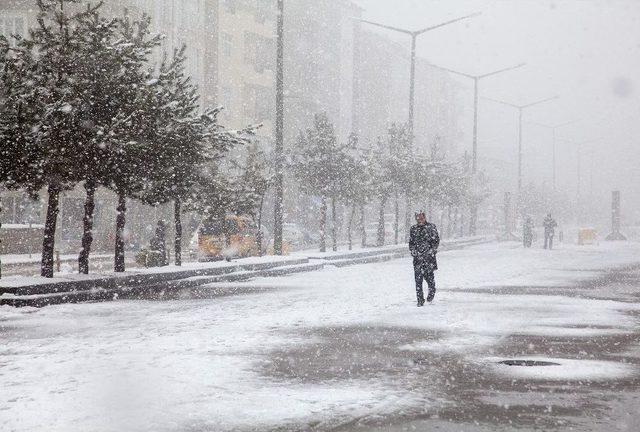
[409,211,440,306]
[149,220,168,266]
[543,213,558,250]
[523,216,534,248]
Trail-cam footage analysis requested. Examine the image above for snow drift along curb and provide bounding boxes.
[0,237,490,307]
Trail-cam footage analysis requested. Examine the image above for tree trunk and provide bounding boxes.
[41,184,61,278]
[114,190,126,273]
[319,195,327,252]
[257,193,265,256]
[405,195,412,242]
[377,195,387,247]
[331,197,337,252]
[459,208,465,238]
[174,199,182,266]
[0,196,3,279]
[394,190,399,245]
[347,205,356,251]
[360,204,366,248]
[78,179,96,274]
[452,206,459,237]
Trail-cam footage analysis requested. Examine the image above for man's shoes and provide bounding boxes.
[417,300,425,307]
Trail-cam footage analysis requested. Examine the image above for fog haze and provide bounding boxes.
[358,0,640,221]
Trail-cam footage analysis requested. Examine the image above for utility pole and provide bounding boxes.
[428,62,524,234]
[273,0,284,255]
[557,137,597,225]
[528,120,576,191]
[574,139,596,224]
[484,96,557,194]
[360,12,480,238]
[0,196,2,279]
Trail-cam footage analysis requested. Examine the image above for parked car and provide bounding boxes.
[197,214,264,261]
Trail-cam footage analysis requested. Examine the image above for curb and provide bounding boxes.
[1,237,490,307]
[0,257,310,296]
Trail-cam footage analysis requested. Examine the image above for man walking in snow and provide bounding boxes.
[543,213,558,250]
[409,211,440,306]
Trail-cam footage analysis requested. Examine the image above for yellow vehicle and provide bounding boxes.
[578,228,598,245]
[198,214,264,261]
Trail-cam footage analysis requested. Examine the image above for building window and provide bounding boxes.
[255,0,273,24]
[0,16,26,47]
[221,86,233,111]
[243,84,273,122]
[244,32,255,65]
[255,86,273,121]
[221,32,233,57]
[244,32,275,73]
[256,36,275,73]
[223,0,237,14]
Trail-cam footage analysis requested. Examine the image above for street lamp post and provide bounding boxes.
[427,62,525,234]
[484,96,558,194]
[428,63,525,173]
[360,12,480,238]
[559,138,598,224]
[528,120,577,191]
[273,0,284,255]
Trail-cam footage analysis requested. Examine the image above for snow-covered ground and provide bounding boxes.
[1,241,640,431]
[1,252,112,266]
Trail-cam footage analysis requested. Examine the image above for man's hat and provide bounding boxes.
[414,210,426,219]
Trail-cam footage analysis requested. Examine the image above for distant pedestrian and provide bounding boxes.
[149,220,168,266]
[543,213,558,250]
[409,211,440,306]
[523,216,534,248]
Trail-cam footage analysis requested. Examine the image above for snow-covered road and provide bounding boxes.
[2,241,640,431]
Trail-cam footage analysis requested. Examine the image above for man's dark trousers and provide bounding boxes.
[544,234,554,250]
[414,263,436,304]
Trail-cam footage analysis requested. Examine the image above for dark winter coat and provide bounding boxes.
[409,222,440,271]
[543,216,557,237]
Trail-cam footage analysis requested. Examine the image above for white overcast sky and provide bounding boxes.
[355,0,640,218]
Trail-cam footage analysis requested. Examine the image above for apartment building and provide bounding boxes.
[1,0,463,254]
[353,28,409,146]
[284,0,362,143]
[216,0,276,138]
[353,26,463,157]
[103,0,220,113]
[0,0,276,252]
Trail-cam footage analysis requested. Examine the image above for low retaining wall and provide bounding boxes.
[0,257,310,297]
[1,237,490,307]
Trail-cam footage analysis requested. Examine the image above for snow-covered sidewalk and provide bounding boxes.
[1,241,640,431]
[0,237,487,304]
[1,252,110,266]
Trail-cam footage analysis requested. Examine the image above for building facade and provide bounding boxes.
[283,0,362,144]
[1,0,465,256]
[216,0,276,138]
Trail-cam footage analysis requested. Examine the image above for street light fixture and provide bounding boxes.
[427,62,525,173]
[484,95,558,194]
[274,0,284,255]
[528,120,578,191]
[360,12,481,237]
[558,137,599,223]
[427,61,525,234]
[360,13,481,140]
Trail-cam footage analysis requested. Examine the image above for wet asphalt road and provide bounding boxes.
[2,247,639,432]
[262,266,640,432]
